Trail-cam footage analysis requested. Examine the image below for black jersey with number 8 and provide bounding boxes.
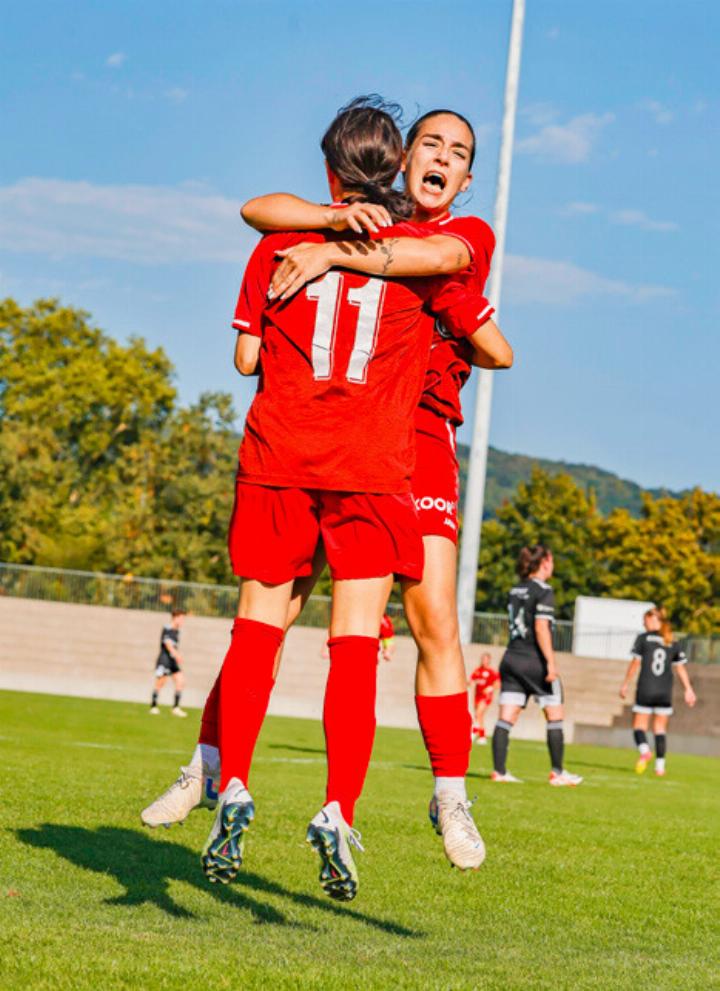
[631,631,687,704]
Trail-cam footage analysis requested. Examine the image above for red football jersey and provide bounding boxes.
[470,665,500,692]
[418,214,495,426]
[379,614,395,640]
[233,226,485,494]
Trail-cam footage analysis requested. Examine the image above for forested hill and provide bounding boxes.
[457,444,687,518]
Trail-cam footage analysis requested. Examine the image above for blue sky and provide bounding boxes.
[1,0,717,491]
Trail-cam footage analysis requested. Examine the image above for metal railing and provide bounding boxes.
[0,561,575,649]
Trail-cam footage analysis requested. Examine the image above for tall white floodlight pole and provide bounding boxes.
[457,0,525,644]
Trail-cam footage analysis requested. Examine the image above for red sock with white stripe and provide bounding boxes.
[323,636,378,825]
[416,693,472,800]
[218,618,283,792]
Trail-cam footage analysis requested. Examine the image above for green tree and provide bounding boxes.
[475,468,604,618]
[602,490,720,634]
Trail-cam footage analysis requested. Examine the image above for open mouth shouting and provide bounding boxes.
[422,171,447,194]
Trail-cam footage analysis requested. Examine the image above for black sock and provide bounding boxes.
[655,733,667,759]
[151,691,158,707]
[546,720,564,773]
[492,720,512,775]
[633,729,648,749]
[174,692,182,708]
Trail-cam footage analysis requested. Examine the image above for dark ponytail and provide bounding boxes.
[517,544,551,579]
[321,95,414,222]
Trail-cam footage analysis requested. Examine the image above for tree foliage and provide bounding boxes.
[0,299,237,582]
[474,468,720,634]
[2,299,718,632]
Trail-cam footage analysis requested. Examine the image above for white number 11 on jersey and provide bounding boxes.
[306,272,385,383]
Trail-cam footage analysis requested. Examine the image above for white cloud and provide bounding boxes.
[610,209,678,233]
[638,99,674,125]
[563,201,599,215]
[504,255,675,306]
[0,178,253,265]
[516,112,614,164]
[520,102,559,127]
[164,87,189,103]
[106,52,127,68]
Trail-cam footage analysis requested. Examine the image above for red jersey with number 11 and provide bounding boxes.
[233,226,486,494]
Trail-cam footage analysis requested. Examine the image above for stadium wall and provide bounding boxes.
[0,597,716,752]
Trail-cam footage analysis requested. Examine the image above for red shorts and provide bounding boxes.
[228,480,424,584]
[411,407,459,543]
[475,688,494,707]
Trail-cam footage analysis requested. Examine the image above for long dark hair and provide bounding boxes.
[517,544,552,579]
[321,95,413,222]
[405,108,477,167]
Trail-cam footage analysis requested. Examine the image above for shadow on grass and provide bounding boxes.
[568,759,634,775]
[267,743,327,755]
[16,825,422,938]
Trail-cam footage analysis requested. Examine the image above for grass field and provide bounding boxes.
[1,690,718,991]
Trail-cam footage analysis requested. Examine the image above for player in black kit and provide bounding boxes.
[150,609,188,717]
[491,545,583,786]
[620,607,696,776]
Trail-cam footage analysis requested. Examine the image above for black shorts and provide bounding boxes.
[498,649,563,709]
[633,693,673,716]
[155,655,180,677]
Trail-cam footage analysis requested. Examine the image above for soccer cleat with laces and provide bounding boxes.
[490,771,523,783]
[141,764,219,828]
[635,752,652,775]
[201,778,254,885]
[433,792,486,870]
[306,801,364,902]
[549,770,583,787]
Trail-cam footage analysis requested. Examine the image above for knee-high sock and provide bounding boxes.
[546,720,564,773]
[633,729,650,754]
[655,733,667,759]
[199,674,221,748]
[415,693,472,779]
[219,618,283,791]
[492,720,513,775]
[323,636,378,826]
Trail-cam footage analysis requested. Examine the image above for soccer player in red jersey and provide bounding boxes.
[240,109,504,870]
[378,613,395,662]
[469,652,500,745]
[140,106,512,877]
[194,98,510,900]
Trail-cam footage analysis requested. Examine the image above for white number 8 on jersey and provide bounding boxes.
[651,648,666,676]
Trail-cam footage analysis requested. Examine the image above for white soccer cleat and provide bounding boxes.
[149,706,160,715]
[202,778,255,885]
[433,792,485,871]
[490,771,523,783]
[306,801,364,902]
[549,770,583,787]
[474,736,488,746]
[141,764,219,828]
[171,706,187,718]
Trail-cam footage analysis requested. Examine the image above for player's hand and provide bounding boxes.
[328,202,392,234]
[619,684,628,700]
[546,667,558,685]
[269,242,334,301]
[685,687,697,707]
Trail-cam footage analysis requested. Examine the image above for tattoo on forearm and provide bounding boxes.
[380,238,398,274]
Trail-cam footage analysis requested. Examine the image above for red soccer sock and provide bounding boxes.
[219,618,284,791]
[323,635,379,825]
[415,692,472,777]
[198,674,220,748]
